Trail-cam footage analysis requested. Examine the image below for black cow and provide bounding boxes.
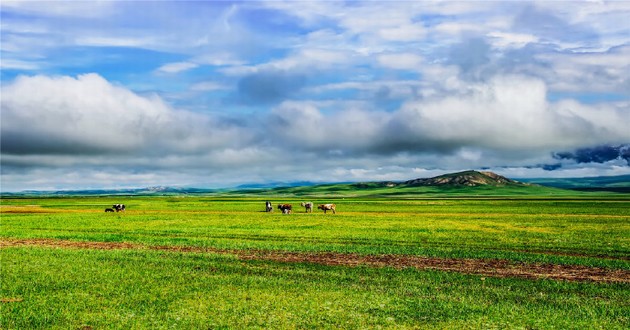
[265,201,273,212]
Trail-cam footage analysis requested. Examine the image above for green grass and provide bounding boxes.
[2,247,628,329]
[2,197,629,267]
[1,195,629,328]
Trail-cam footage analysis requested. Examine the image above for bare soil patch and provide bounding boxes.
[2,238,628,283]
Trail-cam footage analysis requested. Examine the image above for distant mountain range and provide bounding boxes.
[235,181,320,189]
[520,174,630,193]
[5,186,218,196]
[2,171,629,196]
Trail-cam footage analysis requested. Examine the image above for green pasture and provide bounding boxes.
[2,196,629,266]
[2,195,629,328]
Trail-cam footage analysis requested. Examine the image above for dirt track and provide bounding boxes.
[2,238,629,283]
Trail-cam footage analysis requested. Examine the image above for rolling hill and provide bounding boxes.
[255,170,571,197]
[402,170,521,187]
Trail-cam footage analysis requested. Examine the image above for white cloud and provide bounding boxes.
[76,36,154,48]
[433,22,486,36]
[377,53,423,70]
[190,81,230,92]
[487,31,538,49]
[0,59,40,70]
[536,45,630,93]
[378,24,426,42]
[156,61,199,74]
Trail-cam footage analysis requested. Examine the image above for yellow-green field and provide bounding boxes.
[1,196,629,329]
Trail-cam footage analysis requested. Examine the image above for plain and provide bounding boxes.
[1,195,629,329]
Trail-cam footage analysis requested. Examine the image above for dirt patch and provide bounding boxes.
[2,238,628,283]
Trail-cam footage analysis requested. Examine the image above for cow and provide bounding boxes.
[300,202,313,213]
[265,201,273,212]
[317,204,336,214]
[113,204,125,212]
[105,208,115,212]
[277,204,292,214]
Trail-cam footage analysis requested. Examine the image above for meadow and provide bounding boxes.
[1,195,629,329]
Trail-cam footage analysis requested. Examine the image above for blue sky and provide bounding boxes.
[1,0,629,191]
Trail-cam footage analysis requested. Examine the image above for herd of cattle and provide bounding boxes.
[268,201,336,214]
[104,202,335,214]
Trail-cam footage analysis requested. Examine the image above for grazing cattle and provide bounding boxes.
[317,203,336,214]
[277,204,292,214]
[300,202,313,213]
[113,204,125,212]
[265,201,273,212]
[105,208,115,212]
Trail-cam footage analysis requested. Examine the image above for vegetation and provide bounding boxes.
[1,191,629,329]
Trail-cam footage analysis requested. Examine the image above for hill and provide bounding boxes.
[402,170,521,187]
[252,171,573,198]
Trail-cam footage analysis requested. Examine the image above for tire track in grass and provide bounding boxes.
[2,238,629,283]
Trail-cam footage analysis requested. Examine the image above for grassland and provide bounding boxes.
[1,194,629,329]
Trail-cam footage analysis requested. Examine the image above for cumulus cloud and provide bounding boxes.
[263,75,630,159]
[0,74,249,157]
[3,71,628,192]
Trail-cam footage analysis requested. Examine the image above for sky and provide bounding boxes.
[1,0,629,192]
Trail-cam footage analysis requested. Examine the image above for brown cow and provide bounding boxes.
[278,204,292,214]
[317,204,336,214]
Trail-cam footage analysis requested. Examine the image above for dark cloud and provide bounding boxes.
[542,163,562,171]
[554,144,630,165]
[0,130,120,156]
[237,70,306,104]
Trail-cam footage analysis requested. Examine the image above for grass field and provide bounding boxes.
[1,194,629,329]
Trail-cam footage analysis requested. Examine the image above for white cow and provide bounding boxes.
[300,202,313,213]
